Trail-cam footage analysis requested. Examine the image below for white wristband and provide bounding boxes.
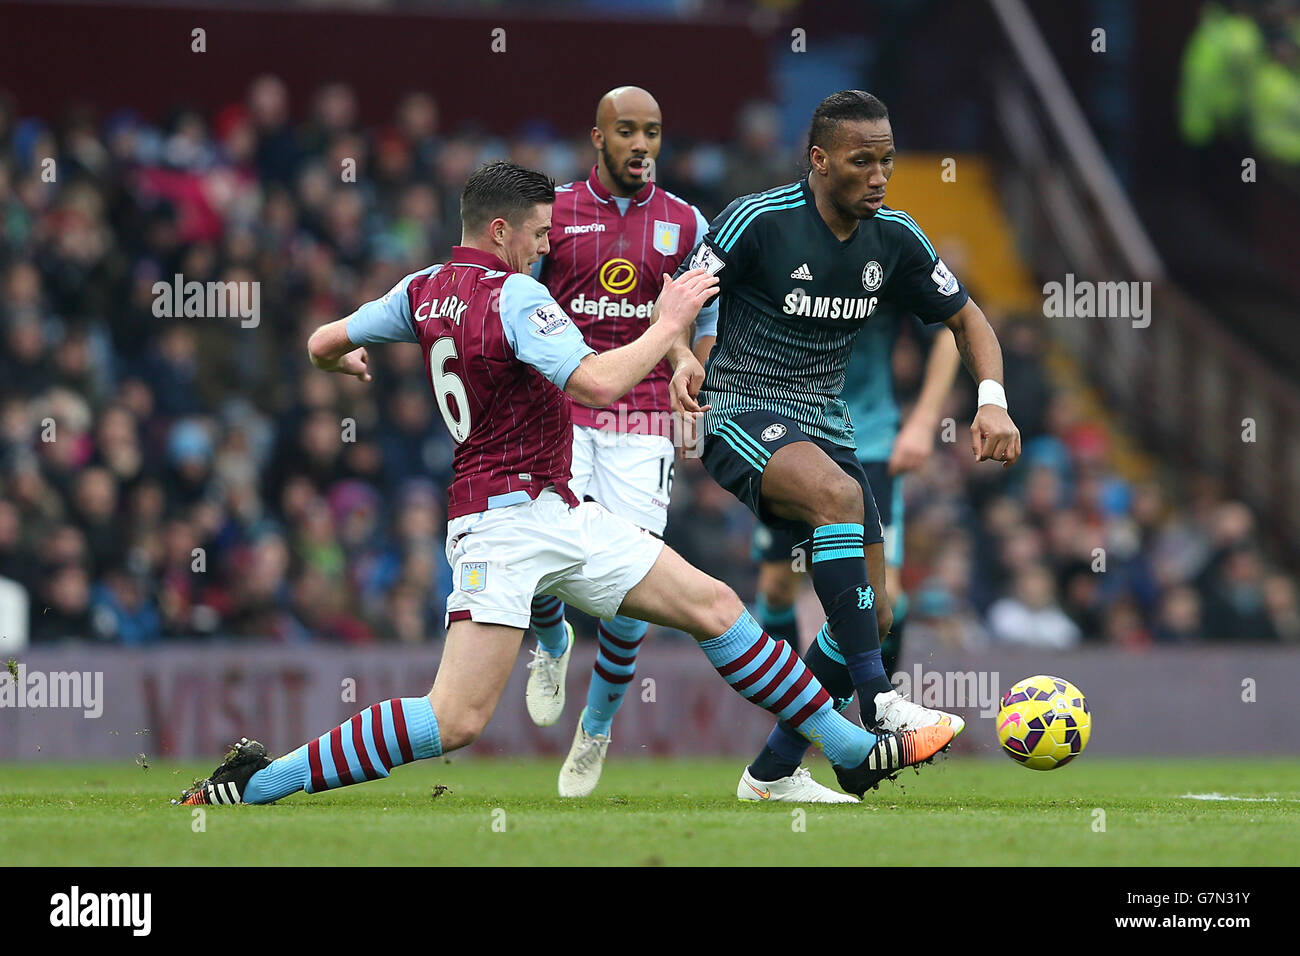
[977,379,1008,410]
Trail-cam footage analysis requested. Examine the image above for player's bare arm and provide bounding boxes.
[663,324,693,370]
[943,297,1022,467]
[668,337,711,416]
[307,319,373,382]
[888,327,960,475]
[565,269,716,407]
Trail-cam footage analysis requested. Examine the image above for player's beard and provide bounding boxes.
[600,145,645,195]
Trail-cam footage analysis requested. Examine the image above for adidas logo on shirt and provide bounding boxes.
[790,263,813,280]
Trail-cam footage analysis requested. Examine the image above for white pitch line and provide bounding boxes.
[1180,792,1300,803]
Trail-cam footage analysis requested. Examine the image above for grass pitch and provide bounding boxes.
[1,756,1296,866]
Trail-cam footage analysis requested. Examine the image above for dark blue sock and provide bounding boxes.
[748,723,809,783]
[810,524,893,701]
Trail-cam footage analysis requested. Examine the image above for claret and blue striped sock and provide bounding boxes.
[749,622,856,781]
[530,594,570,658]
[583,615,648,736]
[242,696,441,804]
[698,612,877,768]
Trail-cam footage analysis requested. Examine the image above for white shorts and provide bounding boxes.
[444,489,665,629]
[570,425,675,535]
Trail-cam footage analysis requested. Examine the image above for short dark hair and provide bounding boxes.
[807,90,890,158]
[460,160,555,233]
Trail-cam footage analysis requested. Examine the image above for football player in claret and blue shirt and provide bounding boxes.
[522,86,713,798]
[175,160,954,808]
[669,90,1023,802]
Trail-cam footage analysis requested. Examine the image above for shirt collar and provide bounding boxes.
[585,164,656,206]
[448,245,513,272]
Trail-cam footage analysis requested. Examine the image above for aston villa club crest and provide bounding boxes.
[460,562,487,593]
[653,220,681,256]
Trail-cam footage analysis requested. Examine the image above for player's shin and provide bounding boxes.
[749,623,855,781]
[530,594,571,657]
[698,612,877,769]
[809,523,894,707]
[241,697,441,804]
[584,615,647,735]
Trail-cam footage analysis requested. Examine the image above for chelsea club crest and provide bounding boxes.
[862,260,883,291]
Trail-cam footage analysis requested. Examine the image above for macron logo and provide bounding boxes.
[50,886,152,936]
[563,223,606,235]
[790,263,813,280]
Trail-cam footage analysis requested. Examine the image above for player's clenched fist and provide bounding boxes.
[334,347,373,383]
[654,269,718,334]
[970,405,1021,468]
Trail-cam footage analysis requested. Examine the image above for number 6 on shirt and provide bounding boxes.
[430,336,471,443]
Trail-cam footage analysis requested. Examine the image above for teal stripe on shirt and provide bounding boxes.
[875,210,936,260]
[714,184,803,250]
[720,198,807,252]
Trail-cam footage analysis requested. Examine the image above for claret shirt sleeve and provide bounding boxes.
[498,272,596,389]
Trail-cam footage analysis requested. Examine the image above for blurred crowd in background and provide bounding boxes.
[1181,0,1300,164]
[1,74,1296,651]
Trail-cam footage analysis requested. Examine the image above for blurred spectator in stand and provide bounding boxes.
[1155,584,1204,643]
[724,101,795,199]
[90,562,162,645]
[987,563,1082,650]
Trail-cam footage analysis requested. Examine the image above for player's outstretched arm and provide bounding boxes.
[307,318,373,383]
[943,298,1021,467]
[565,269,717,408]
[888,327,960,475]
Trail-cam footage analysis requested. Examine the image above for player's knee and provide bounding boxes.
[431,704,491,752]
[695,577,747,638]
[808,475,864,527]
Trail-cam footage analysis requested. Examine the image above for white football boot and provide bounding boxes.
[867,689,966,737]
[736,766,859,803]
[557,714,610,798]
[524,621,574,727]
